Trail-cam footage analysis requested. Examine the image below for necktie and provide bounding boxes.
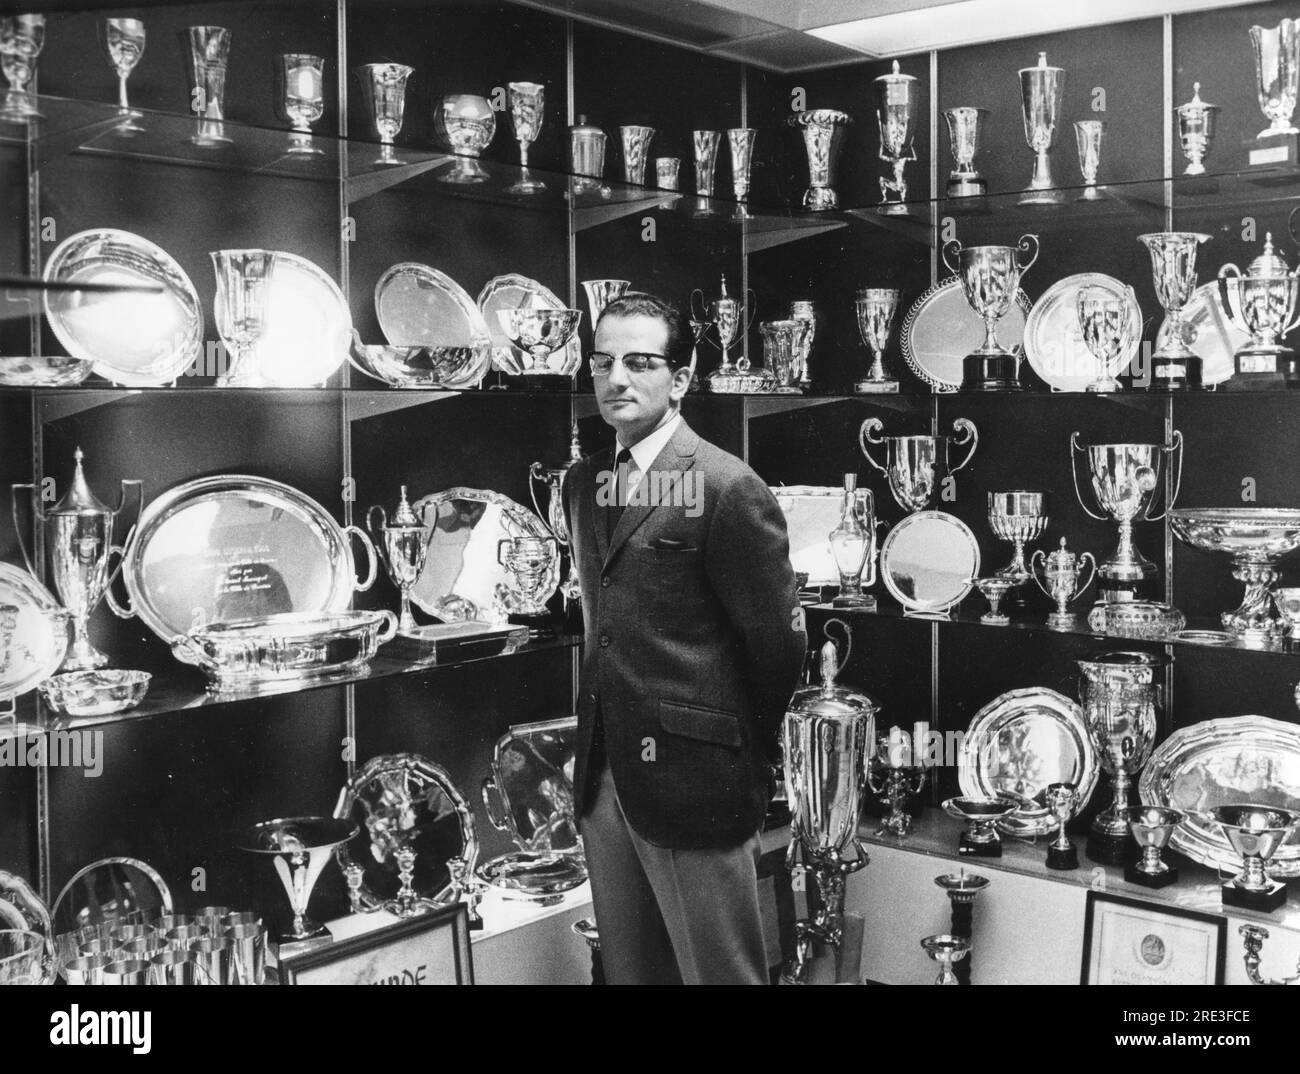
[608,447,633,537]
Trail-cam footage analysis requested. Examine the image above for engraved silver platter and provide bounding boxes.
[959,687,1098,837]
[1156,281,1242,388]
[334,752,479,911]
[120,475,378,643]
[772,485,846,586]
[482,716,582,855]
[410,487,556,624]
[477,273,582,377]
[901,275,1031,392]
[215,251,351,387]
[43,228,203,386]
[0,562,69,702]
[372,262,492,389]
[1140,714,1300,876]
[1024,272,1142,392]
[879,509,979,614]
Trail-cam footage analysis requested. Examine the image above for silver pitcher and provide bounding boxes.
[861,418,978,513]
[12,448,141,671]
[367,486,430,635]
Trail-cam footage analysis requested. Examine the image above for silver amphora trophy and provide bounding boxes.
[1018,52,1065,205]
[759,319,807,393]
[875,60,918,216]
[691,274,755,384]
[1077,651,1169,864]
[854,287,900,394]
[943,106,988,197]
[943,233,1039,391]
[530,422,583,604]
[788,109,851,210]
[1176,82,1218,176]
[1077,281,1142,393]
[1139,231,1211,390]
[987,490,1048,585]
[860,417,978,513]
[497,535,558,639]
[12,448,141,672]
[1032,537,1097,628]
[780,640,877,985]
[366,486,430,635]
[1249,20,1299,153]
[569,115,607,195]
[1070,431,1183,602]
[1218,232,1300,386]
[789,300,816,389]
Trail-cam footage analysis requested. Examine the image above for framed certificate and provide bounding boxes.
[1080,891,1225,985]
[279,903,474,985]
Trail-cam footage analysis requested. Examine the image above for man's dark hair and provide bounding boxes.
[596,292,691,369]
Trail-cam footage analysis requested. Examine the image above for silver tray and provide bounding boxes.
[482,716,581,854]
[374,263,492,389]
[119,475,377,644]
[1156,281,1242,388]
[172,610,397,687]
[215,251,351,387]
[0,562,68,702]
[1140,714,1300,877]
[879,510,978,614]
[1024,272,1142,392]
[410,487,556,624]
[478,273,582,377]
[476,850,588,901]
[772,485,862,587]
[901,275,1031,392]
[43,228,203,386]
[959,687,1098,837]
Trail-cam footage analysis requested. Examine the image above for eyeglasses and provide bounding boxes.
[589,351,670,376]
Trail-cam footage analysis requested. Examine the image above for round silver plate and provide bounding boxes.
[1156,281,1243,387]
[0,562,68,702]
[375,262,492,390]
[1141,714,1300,877]
[43,228,203,386]
[477,273,582,376]
[410,487,556,624]
[879,510,979,614]
[959,687,1098,837]
[122,475,367,643]
[1024,272,1142,392]
[900,275,1031,392]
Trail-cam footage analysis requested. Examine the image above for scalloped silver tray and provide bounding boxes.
[374,262,492,389]
[959,687,1098,837]
[0,562,68,702]
[1139,714,1300,877]
[477,273,582,376]
[900,275,1031,392]
[1156,281,1242,388]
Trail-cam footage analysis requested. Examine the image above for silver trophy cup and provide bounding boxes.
[860,417,979,513]
[789,109,851,211]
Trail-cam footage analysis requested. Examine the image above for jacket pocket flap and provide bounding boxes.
[658,700,742,748]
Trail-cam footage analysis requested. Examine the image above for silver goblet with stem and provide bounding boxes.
[854,287,900,393]
[1018,52,1065,205]
[0,14,45,123]
[988,491,1047,585]
[1074,119,1104,201]
[355,62,412,166]
[367,486,430,635]
[102,18,145,135]
[1138,231,1211,390]
[186,25,233,147]
[280,53,325,156]
[507,81,546,194]
[211,249,275,388]
[1076,281,1141,392]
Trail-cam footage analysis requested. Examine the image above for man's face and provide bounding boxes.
[593,313,690,443]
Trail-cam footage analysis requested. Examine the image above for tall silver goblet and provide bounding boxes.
[211,249,276,388]
[789,300,816,389]
[0,14,44,123]
[943,106,987,197]
[355,62,413,166]
[789,109,851,211]
[1019,52,1065,204]
[1250,20,1299,140]
[620,124,655,186]
[727,127,757,216]
[1076,281,1141,392]
[1044,783,1079,869]
[186,25,233,147]
[367,486,430,635]
[692,129,722,215]
[854,287,900,394]
[875,61,918,215]
[988,491,1047,585]
[507,81,546,195]
[435,94,495,184]
[102,18,145,135]
[1139,231,1211,390]
[279,53,325,156]
[1074,119,1104,201]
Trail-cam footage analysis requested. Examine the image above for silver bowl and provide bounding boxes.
[495,308,583,374]
[38,669,151,716]
[0,355,93,387]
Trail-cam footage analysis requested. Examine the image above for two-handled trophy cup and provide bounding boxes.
[367,486,430,635]
[1032,537,1097,628]
[497,535,559,639]
[860,417,979,513]
[530,423,584,605]
[691,274,756,390]
[943,233,1039,391]
[1218,232,1300,388]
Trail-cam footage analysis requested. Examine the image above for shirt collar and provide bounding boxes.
[618,412,681,473]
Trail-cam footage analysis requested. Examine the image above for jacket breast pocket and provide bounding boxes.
[658,699,742,749]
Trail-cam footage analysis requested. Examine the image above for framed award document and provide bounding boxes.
[1081,891,1226,985]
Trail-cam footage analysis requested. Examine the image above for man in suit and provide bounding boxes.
[561,292,807,985]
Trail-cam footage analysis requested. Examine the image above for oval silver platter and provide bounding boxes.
[900,275,1031,393]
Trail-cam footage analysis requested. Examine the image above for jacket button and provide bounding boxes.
[599,634,611,648]
[589,692,597,702]
[601,575,611,588]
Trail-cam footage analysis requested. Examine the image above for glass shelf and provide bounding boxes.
[807,599,1300,660]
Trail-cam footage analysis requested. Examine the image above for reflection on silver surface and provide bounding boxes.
[1025,273,1141,392]
[773,485,856,587]
[410,487,556,624]
[119,475,377,644]
[477,273,581,377]
[39,669,150,716]
[900,276,1030,392]
[0,562,68,704]
[0,870,52,983]
[482,716,581,854]
[51,857,172,967]
[1141,714,1300,876]
[879,510,979,614]
[960,687,1097,837]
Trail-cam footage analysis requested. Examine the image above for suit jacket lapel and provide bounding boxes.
[604,420,699,567]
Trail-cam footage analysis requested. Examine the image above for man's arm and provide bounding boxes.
[704,471,808,755]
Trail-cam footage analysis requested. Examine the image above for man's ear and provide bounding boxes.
[670,365,692,400]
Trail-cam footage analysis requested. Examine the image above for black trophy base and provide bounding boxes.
[507,611,556,640]
[1222,879,1287,913]
[1087,832,1135,866]
[1046,843,1079,870]
[1245,132,1300,178]
[1177,173,1220,196]
[960,353,1022,392]
[1148,353,1203,392]
[1219,350,1296,391]
[1126,862,1179,888]
[958,834,1002,858]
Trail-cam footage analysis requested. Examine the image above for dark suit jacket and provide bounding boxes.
[562,418,807,850]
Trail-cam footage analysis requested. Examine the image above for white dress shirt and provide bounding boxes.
[616,411,681,499]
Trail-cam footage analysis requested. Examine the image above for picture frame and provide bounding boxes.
[1080,891,1226,985]
[279,903,474,985]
